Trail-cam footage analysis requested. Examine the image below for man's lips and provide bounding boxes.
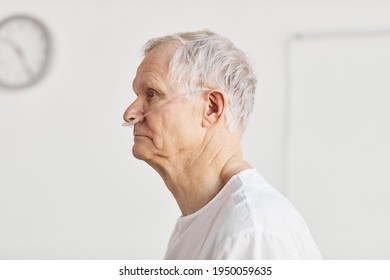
[133,132,151,139]
[133,127,152,139]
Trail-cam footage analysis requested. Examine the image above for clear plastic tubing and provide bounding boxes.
[122,90,208,127]
[122,118,140,127]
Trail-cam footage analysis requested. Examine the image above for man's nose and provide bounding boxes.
[123,98,145,123]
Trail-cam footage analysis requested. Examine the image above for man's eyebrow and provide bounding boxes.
[136,78,167,95]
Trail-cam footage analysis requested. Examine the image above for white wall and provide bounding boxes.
[287,34,390,259]
[0,0,389,259]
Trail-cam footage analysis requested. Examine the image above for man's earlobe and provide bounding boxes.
[202,90,226,127]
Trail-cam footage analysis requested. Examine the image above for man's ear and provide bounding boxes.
[202,90,227,127]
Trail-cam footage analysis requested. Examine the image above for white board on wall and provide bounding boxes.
[286,32,390,259]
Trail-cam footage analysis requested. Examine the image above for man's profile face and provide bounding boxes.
[124,43,204,164]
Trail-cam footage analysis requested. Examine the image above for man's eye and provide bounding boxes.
[146,90,157,101]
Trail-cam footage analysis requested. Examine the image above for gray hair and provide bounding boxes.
[143,30,257,135]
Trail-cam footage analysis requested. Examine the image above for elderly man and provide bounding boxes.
[123,30,322,259]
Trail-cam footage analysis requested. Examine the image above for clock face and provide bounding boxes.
[0,15,51,89]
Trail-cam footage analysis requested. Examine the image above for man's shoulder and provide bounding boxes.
[216,169,308,238]
[224,169,296,219]
[207,169,322,259]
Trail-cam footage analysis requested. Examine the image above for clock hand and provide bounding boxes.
[0,37,34,79]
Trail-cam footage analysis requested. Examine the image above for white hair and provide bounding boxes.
[143,30,257,135]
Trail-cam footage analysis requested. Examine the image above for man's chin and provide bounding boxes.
[132,146,143,160]
[132,144,151,161]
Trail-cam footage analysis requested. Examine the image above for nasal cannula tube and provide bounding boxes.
[122,95,179,127]
[122,98,163,127]
[122,112,150,127]
[122,89,209,127]
[122,119,139,126]
[122,98,173,127]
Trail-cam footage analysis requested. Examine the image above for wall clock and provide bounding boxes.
[0,14,52,89]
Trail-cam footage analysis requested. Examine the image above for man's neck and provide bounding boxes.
[153,130,251,216]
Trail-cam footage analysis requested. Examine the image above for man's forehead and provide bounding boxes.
[132,42,180,95]
[133,58,168,83]
[142,42,176,67]
[132,72,163,92]
[132,44,176,90]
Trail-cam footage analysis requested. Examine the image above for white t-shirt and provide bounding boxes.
[164,169,322,259]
